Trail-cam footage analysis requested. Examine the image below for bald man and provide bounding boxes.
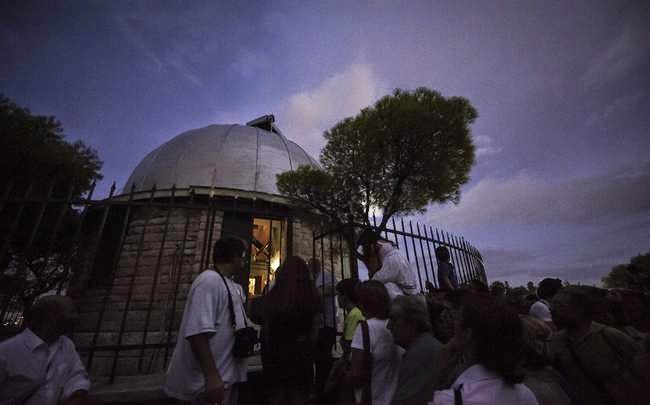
[0,295,92,405]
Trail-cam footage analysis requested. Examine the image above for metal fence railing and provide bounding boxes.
[1,178,486,383]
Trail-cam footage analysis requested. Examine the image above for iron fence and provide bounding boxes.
[1,178,486,383]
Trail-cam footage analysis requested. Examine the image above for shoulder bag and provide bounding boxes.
[216,270,259,358]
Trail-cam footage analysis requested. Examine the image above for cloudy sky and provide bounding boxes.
[2,0,648,286]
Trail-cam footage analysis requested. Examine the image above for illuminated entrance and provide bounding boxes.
[249,218,287,296]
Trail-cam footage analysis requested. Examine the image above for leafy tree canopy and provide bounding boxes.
[602,252,650,292]
[0,94,102,196]
[277,87,477,231]
[0,95,103,307]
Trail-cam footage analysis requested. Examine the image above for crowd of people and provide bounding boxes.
[1,233,648,405]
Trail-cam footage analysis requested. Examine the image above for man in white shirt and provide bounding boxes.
[357,229,418,299]
[0,295,91,405]
[164,238,249,405]
[529,278,562,324]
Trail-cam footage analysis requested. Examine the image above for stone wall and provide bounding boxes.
[72,207,343,379]
[292,219,349,280]
[74,206,223,377]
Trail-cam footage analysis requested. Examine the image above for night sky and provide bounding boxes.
[2,0,648,286]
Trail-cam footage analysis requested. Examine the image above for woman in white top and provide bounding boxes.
[346,280,402,405]
[431,294,539,405]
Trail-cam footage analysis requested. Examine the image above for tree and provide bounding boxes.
[602,253,650,292]
[277,88,477,272]
[0,95,103,310]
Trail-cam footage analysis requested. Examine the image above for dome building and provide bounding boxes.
[73,115,339,378]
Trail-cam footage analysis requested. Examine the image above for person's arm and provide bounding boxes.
[61,339,92,405]
[183,275,225,403]
[188,333,224,404]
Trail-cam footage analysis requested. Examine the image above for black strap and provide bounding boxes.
[453,384,463,405]
[361,320,372,405]
[215,269,247,330]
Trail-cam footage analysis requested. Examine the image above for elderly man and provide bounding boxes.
[0,295,91,405]
[387,295,442,405]
[357,229,418,299]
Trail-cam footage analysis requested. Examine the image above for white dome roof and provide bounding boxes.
[124,124,319,195]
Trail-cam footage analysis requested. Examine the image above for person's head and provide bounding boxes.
[465,279,489,294]
[388,295,432,348]
[307,257,321,279]
[537,278,563,300]
[435,246,450,262]
[25,295,79,342]
[212,237,246,275]
[356,280,390,319]
[457,293,526,384]
[267,256,321,316]
[490,281,506,298]
[336,278,359,309]
[357,229,381,258]
[357,229,383,276]
[551,287,595,329]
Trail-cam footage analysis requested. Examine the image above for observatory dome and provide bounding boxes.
[124,122,320,196]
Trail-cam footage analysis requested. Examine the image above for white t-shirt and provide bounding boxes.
[351,318,402,405]
[164,270,248,400]
[371,241,418,297]
[0,328,90,405]
[529,300,552,322]
[430,364,539,405]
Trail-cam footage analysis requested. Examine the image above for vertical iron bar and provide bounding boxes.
[372,211,377,228]
[460,238,475,281]
[423,226,436,288]
[408,221,423,292]
[448,232,465,284]
[110,185,157,383]
[440,231,455,283]
[80,183,116,288]
[87,183,135,372]
[390,217,400,248]
[44,185,75,281]
[415,223,430,285]
[451,235,472,282]
[399,218,411,262]
[164,189,195,366]
[55,181,98,289]
[204,195,217,269]
[431,226,441,287]
[199,195,212,271]
[139,185,176,372]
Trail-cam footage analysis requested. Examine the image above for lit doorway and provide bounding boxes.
[248,218,287,297]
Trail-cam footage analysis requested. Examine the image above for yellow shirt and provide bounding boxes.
[344,306,365,341]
